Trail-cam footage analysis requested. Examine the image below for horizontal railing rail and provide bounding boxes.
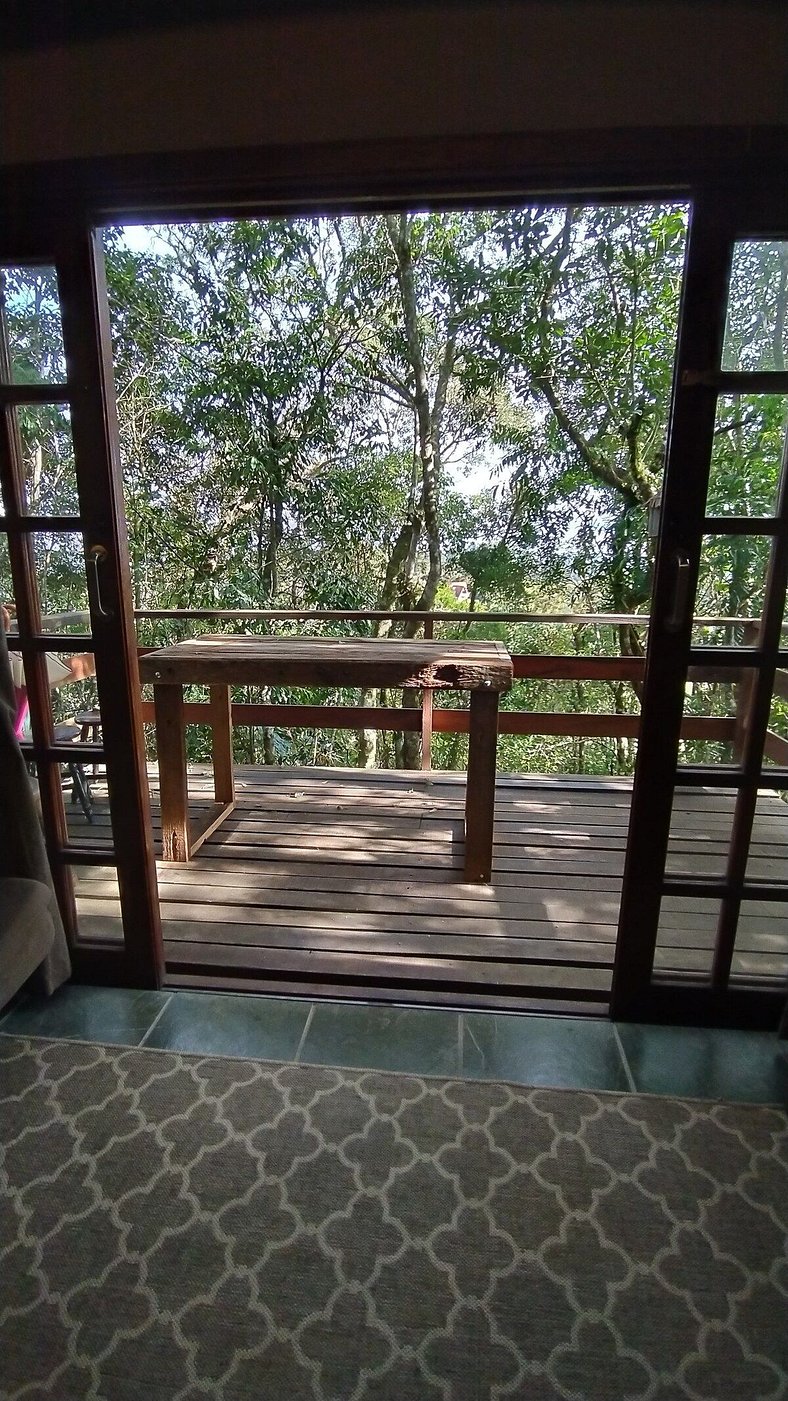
[132,609,777,769]
[135,608,768,627]
[137,697,737,743]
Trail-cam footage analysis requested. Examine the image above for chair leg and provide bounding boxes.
[69,763,94,824]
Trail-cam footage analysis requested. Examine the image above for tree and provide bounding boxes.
[478,204,688,651]
[345,212,503,764]
[10,205,779,781]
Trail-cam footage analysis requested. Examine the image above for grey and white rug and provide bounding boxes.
[0,1035,786,1400]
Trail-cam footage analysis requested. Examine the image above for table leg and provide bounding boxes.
[154,684,190,862]
[464,689,500,882]
[421,687,434,771]
[209,684,235,804]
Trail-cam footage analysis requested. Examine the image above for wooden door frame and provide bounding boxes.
[0,124,786,227]
[0,222,164,987]
[1,124,785,999]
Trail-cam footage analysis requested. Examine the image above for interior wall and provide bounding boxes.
[1,2,786,166]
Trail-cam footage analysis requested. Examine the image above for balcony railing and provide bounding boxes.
[131,608,788,770]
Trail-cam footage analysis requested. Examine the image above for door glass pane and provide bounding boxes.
[61,749,109,849]
[69,767,125,945]
[11,647,98,742]
[654,895,719,977]
[8,404,79,516]
[706,395,788,517]
[48,649,100,735]
[64,760,112,849]
[665,786,734,878]
[3,531,92,635]
[745,790,788,883]
[0,265,67,383]
[32,532,92,633]
[74,870,124,944]
[677,668,743,767]
[763,678,788,766]
[69,776,122,944]
[722,241,788,373]
[692,534,772,645]
[730,899,788,983]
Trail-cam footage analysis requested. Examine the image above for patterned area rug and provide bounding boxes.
[1,1035,786,1401]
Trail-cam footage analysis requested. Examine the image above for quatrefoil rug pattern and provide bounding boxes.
[1,1034,786,1401]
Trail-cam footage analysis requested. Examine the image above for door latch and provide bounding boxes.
[87,544,113,619]
[665,552,691,634]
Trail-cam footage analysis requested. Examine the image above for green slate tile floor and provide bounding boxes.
[1,983,786,1105]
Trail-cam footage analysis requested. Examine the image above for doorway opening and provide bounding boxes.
[4,203,786,1018]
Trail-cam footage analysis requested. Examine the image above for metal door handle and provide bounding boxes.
[665,552,691,634]
[87,544,113,619]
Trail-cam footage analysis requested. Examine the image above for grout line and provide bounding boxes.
[293,1004,316,1063]
[137,993,175,1048]
[612,1024,637,1094]
[463,1015,486,1076]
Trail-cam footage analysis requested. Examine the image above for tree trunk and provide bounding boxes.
[262,493,283,600]
[355,216,456,770]
[386,214,444,617]
[357,686,379,769]
[618,622,645,703]
[354,508,422,767]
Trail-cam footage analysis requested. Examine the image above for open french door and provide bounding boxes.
[613,184,788,1028]
[0,221,163,987]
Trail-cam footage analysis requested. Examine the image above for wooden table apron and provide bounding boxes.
[138,637,514,881]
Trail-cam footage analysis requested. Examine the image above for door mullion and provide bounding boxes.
[612,194,735,1014]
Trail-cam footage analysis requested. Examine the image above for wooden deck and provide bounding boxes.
[69,765,788,1009]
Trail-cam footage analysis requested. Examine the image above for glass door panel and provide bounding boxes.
[691,534,771,646]
[763,670,788,765]
[653,895,720,979]
[676,663,750,769]
[722,241,788,373]
[0,265,68,383]
[665,789,735,878]
[707,395,788,517]
[12,402,80,516]
[614,208,788,1027]
[744,789,788,883]
[731,901,788,984]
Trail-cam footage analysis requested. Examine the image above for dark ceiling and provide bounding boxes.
[2,0,727,54]
[4,0,457,52]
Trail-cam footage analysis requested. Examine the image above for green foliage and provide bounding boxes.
[4,214,785,777]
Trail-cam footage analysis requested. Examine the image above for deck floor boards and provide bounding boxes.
[68,765,788,1004]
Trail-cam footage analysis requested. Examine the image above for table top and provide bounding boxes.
[139,635,513,691]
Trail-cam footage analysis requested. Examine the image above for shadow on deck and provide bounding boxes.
[69,765,788,1010]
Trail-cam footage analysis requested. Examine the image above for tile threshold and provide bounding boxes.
[611,1024,637,1093]
[0,1026,784,1106]
[137,993,175,1047]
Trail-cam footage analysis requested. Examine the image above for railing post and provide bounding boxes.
[422,615,434,771]
[733,622,760,762]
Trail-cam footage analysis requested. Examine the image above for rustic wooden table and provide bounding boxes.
[138,636,513,880]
